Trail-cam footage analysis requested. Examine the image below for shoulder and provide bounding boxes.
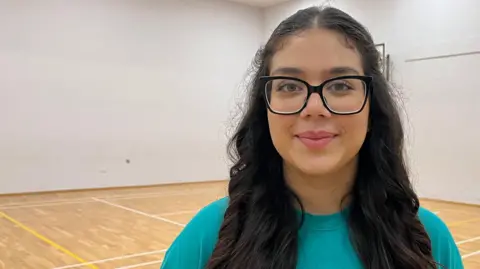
[418,207,449,237]
[184,196,229,237]
[160,197,229,269]
[418,207,454,244]
[418,207,464,269]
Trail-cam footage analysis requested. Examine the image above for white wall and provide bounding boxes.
[264,0,480,204]
[0,0,263,194]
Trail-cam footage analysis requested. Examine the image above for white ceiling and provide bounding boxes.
[225,0,293,8]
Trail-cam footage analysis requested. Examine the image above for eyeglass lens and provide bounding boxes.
[265,78,367,114]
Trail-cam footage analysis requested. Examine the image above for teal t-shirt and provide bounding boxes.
[160,197,463,269]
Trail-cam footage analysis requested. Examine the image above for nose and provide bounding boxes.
[300,93,332,118]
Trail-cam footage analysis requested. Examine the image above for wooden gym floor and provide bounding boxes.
[0,181,479,269]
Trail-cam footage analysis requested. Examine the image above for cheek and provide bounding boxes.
[338,111,369,150]
[267,112,295,149]
[341,117,368,138]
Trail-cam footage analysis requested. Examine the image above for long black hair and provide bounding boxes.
[206,6,438,269]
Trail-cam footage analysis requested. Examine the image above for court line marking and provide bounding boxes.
[109,189,217,200]
[0,197,93,207]
[448,217,480,227]
[0,200,98,210]
[0,188,218,207]
[0,190,220,210]
[0,211,99,269]
[116,260,163,269]
[462,249,480,259]
[92,197,185,227]
[52,249,167,269]
[431,208,480,215]
[457,236,480,245]
[112,193,199,201]
[157,210,199,216]
[0,188,214,207]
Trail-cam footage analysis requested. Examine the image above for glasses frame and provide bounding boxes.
[259,75,373,115]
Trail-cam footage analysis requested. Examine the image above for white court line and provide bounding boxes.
[0,188,211,207]
[111,193,193,201]
[0,187,216,207]
[158,210,199,216]
[0,199,98,210]
[92,197,185,227]
[0,189,218,210]
[110,190,220,201]
[462,249,480,259]
[52,249,166,269]
[116,260,162,269]
[457,236,480,245]
[0,197,91,207]
[105,188,213,199]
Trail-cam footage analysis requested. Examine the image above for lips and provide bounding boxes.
[295,131,336,149]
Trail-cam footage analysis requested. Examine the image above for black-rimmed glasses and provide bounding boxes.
[260,75,373,115]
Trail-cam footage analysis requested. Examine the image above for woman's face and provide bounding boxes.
[267,28,370,177]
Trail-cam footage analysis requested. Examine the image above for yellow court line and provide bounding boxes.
[447,217,480,227]
[0,211,99,269]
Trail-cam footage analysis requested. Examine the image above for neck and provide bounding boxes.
[284,158,358,215]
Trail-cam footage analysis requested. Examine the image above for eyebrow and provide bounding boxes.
[270,66,360,76]
[270,67,304,76]
[329,66,360,76]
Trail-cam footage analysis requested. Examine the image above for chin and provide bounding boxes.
[292,156,342,176]
[298,166,337,176]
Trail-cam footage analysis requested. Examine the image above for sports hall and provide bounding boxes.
[1,0,479,268]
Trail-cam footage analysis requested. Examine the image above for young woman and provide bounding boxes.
[161,6,463,269]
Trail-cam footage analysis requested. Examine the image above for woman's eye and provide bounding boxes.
[327,82,352,92]
[278,83,301,92]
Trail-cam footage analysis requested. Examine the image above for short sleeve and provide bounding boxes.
[160,197,228,269]
[418,207,464,269]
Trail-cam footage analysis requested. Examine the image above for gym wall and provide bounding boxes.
[0,0,263,194]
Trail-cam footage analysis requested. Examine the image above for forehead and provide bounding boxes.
[269,28,364,78]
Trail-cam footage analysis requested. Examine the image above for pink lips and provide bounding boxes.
[295,130,336,150]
